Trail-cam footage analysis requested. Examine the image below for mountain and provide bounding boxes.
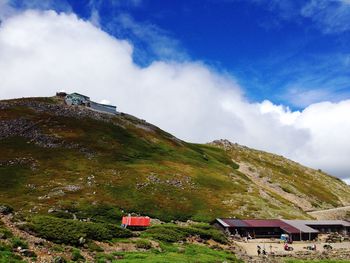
[1,96,349,221]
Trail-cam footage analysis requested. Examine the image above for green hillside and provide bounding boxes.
[1,96,350,221]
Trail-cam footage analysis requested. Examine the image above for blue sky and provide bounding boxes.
[2,0,350,180]
[6,0,350,109]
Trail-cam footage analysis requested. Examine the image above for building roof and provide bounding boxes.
[215,218,350,234]
[293,220,350,227]
[90,101,116,109]
[122,216,150,227]
[218,219,249,227]
[281,220,319,233]
[216,219,301,233]
[244,219,302,234]
[70,93,90,99]
[244,219,281,227]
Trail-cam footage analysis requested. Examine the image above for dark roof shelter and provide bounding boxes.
[214,218,350,241]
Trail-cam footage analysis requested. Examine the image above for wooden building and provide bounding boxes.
[214,218,350,241]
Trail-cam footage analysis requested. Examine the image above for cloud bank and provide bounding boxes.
[0,10,349,182]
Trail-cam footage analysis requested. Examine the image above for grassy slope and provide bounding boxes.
[110,243,240,263]
[212,140,350,212]
[1,97,349,221]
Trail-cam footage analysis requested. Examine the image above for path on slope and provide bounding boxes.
[238,162,313,211]
[308,206,350,220]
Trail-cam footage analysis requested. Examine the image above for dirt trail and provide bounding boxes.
[238,162,313,211]
[308,205,350,220]
[235,239,350,258]
[0,214,94,262]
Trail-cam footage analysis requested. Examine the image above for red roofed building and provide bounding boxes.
[122,216,150,228]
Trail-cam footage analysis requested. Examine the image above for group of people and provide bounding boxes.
[257,245,267,256]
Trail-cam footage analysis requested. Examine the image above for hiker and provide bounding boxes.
[262,248,267,256]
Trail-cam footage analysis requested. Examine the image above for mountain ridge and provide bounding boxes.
[1,96,349,222]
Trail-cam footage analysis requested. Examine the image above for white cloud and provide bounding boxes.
[113,13,188,62]
[252,0,350,34]
[0,0,17,20]
[301,0,350,34]
[0,10,349,182]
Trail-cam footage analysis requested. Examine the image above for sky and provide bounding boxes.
[0,0,350,183]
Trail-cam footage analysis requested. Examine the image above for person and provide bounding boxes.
[262,248,267,256]
[257,245,261,256]
[284,243,289,251]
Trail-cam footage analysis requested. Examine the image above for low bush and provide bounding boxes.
[0,225,13,240]
[95,253,115,263]
[71,248,84,262]
[134,239,152,249]
[58,203,123,224]
[87,241,104,252]
[25,216,132,245]
[10,237,28,249]
[0,242,24,262]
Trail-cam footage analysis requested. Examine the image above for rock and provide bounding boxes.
[20,249,36,257]
[78,237,86,245]
[0,204,13,215]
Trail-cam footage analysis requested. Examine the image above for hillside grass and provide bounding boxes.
[141,223,227,244]
[222,143,350,210]
[99,243,242,263]
[0,243,24,263]
[285,260,350,263]
[1,97,350,222]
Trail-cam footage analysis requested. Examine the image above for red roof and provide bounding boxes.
[122,216,150,227]
[244,220,301,234]
[244,219,283,227]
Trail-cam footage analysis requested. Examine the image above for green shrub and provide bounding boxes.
[10,237,28,249]
[87,241,104,252]
[71,248,84,262]
[232,162,240,170]
[26,216,132,245]
[95,253,115,263]
[0,227,13,239]
[59,203,123,224]
[50,211,73,219]
[0,245,24,263]
[0,242,12,252]
[134,239,152,249]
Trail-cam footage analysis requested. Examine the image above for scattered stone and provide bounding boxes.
[0,204,13,215]
[78,237,86,245]
[20,249,36,258]
[61,185,82,192]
